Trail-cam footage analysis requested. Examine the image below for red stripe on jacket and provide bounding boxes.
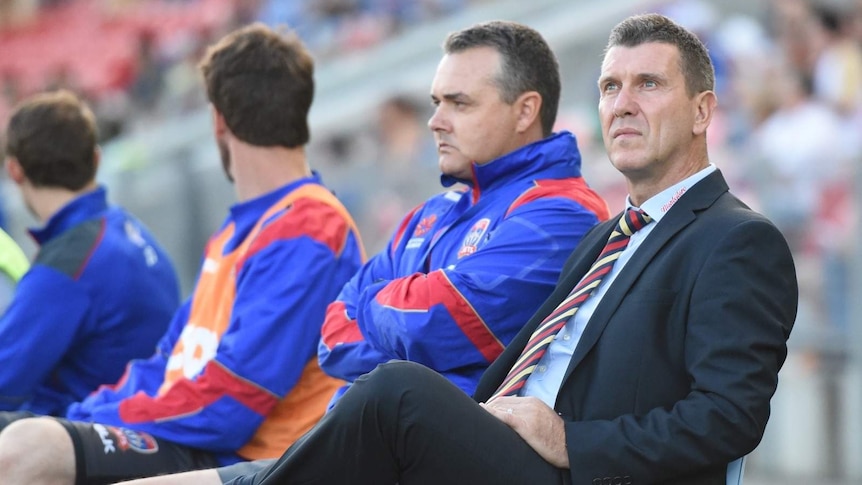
[374,270,505,362]
[390,204,424,253]
[506,177,610,221]
[320,301,363,349]
[237,199,353,270]
[118,360,277,423]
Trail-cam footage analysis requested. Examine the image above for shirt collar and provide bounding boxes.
[627,164,717,222]
[228,172,323,228]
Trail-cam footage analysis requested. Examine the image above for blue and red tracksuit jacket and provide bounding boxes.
[319,131,610,401]
[0,186,180,416]
[66,175,365,465]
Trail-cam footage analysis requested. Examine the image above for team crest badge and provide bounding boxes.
[107,426,159,454]
[413,214,437,237]
[457,218,491,258]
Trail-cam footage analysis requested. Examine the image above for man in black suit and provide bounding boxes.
[134,12,798,485]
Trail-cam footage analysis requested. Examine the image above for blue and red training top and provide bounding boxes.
[66,175,364,465]
[0,186,180,416]
[320,131,610,401]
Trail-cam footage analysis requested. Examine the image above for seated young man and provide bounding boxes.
[0,90,180,417]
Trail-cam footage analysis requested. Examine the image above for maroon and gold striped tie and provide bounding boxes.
[491,208,652,399]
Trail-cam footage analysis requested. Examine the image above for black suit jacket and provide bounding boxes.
[475,170,798,485]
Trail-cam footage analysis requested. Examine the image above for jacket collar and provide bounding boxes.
[440,131,583,203]
[29,186,109,245]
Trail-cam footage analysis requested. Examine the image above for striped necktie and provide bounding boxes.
[491,208,652,399]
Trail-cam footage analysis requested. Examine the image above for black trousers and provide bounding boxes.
[227,361,570,485]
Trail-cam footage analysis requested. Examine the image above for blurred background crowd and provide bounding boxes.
[1,0,861,482]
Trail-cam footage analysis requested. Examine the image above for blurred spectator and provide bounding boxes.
[768,0,823,77]
[360,94,440,251]
[0,70,25,133]
[42,64,79,93]
[315,94,441,253]
[810,0,862,175]
[157,27,212,115]
[128,29,168,113]
[0,71,24,108]
[807,1,862,334]
[0,0,38,30]
[810,2,862,117]
[712,13,778,149]
[748,63,846,252]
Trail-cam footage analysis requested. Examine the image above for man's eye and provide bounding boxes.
[644,80,657,88]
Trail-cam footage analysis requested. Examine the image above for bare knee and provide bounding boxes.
[119,469,222,485]
[0,417,76,485]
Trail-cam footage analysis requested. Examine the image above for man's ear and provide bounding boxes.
[692,90,717,136]
[514,91,542,134]
[212,105,228,138]
[5,157,26,185]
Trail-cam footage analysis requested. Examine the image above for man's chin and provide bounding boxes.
[439,160,472,180]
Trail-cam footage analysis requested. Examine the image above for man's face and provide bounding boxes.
[598,42,701,184]
[428,47,522,180]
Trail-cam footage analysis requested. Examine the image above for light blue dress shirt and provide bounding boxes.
[521,164,717,408]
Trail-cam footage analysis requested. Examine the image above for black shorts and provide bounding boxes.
[58,419,221,485]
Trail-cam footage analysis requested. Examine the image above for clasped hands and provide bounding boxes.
[480,396,569,469]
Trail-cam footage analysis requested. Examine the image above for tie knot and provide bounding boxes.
[617,208,652,237]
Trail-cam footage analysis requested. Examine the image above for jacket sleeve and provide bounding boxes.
[564,220,797,483]
[72,231,350,453]
[318,245,398,383]
[0,267,89,410]
[321,198,601,391]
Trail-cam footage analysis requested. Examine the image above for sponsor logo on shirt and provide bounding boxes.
[125,220,159,267]
[661,187,687,213]
[166,324,219,379]
[93,424,116,454]
[457,218,491,258]
[202,258,219,274]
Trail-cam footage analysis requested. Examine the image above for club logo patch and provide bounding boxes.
[413,214,437,237]
[457,218,491,258]
[106,426,159,454]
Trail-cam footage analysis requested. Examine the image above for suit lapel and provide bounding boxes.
[483,220,614,386]
[560,171,730,385]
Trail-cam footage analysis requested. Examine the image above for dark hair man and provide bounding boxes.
[0,90,179,418]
